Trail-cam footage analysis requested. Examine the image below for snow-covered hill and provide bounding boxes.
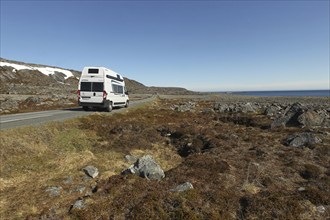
[0,60,74,79]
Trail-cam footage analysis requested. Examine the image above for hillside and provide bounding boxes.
[0,58,193,95]
[0,58,194,114]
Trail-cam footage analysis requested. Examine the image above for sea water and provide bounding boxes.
[232,90,329,97]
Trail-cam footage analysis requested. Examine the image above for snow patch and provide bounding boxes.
[0,61,73,79]
[0,61,33,71]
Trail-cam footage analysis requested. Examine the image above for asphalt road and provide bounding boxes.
[0,96,156,130]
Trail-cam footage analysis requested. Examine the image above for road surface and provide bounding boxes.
[0,96,155,130]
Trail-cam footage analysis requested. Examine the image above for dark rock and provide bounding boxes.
[170,182,194,192]
[45,186,62,197]
[83,166,99,178]
[122,155,165,180]
[284,132,322,147]
[297,110,325,127]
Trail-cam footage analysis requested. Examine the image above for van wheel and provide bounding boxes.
[82,106,89,111]
[106,101,113,112]
[125,101,129,108]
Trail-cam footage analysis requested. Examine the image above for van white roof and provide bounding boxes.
[82,66,123,78]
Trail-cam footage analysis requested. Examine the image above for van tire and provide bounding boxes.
[82,106,89,111]
[106,101,113,112]
[125,100,129,108]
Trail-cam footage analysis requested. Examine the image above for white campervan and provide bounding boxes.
[78,67,129,112]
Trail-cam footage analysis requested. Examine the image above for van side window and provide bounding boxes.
[112,84,124,94]
[118,86,124,94]
[112,84,118,93]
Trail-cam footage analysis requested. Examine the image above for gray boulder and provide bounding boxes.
[284,132,322,147]
[170,182,194,192]
[83,165,99,178]
[122,155,165,180]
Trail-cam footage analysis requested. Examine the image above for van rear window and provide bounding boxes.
[80,82,103,92]
[88,68,99,74]
[81,82,92,91]
[92,82,104,92]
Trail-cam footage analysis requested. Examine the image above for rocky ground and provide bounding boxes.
[0,94,329,219]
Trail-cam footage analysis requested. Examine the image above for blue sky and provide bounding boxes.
[1,0,329,91]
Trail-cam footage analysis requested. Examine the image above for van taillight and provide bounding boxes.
[77,90,81,97]
[103,91,107,98]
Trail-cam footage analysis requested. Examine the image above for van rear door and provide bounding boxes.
[80,81,104,103]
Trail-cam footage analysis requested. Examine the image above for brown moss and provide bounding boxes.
[1,98,329,219]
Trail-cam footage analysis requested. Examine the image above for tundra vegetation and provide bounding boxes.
[0,96,329,219]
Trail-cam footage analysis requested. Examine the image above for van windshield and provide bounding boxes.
[80,82,104,92]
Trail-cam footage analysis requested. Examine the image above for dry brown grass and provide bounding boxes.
[1,98,329,219]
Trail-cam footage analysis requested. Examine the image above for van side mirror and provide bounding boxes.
[125,91,129,95]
